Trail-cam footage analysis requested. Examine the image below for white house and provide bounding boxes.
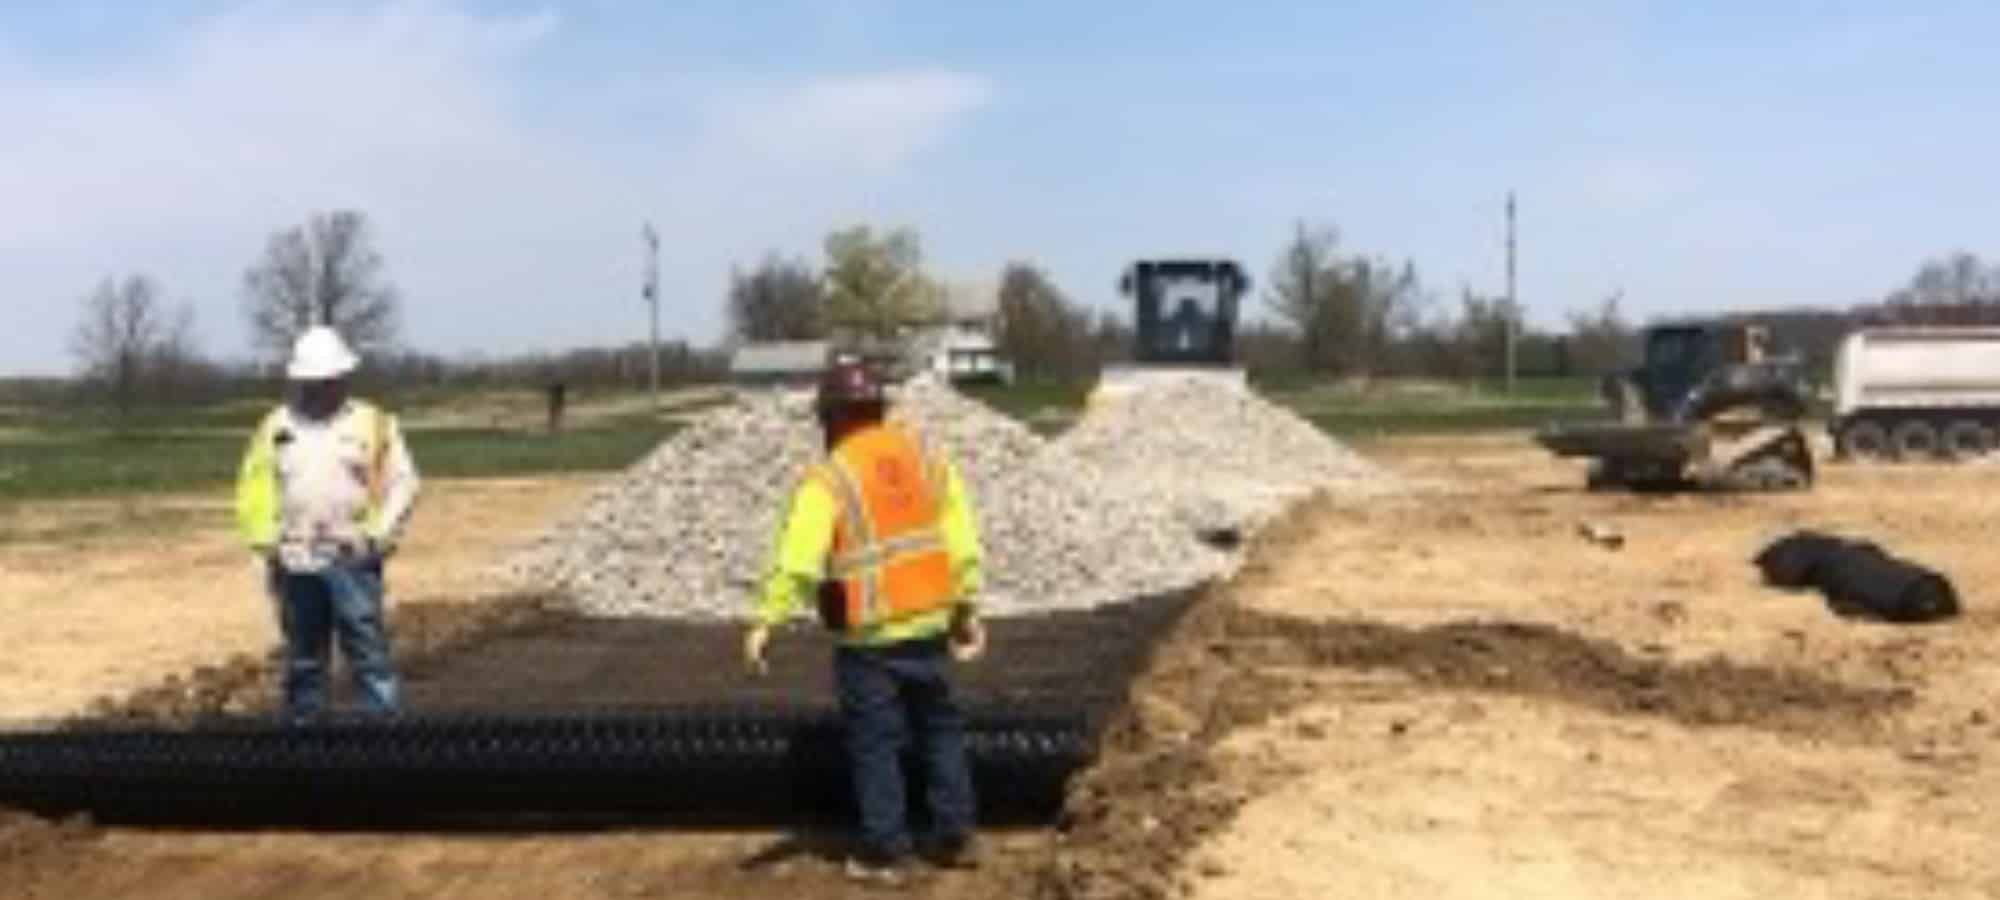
[903,280,1014,384]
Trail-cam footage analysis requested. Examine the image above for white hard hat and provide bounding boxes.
[287,325,360,380]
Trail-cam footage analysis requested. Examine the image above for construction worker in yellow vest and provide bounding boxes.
[234,325,421,724]
[744,356,986,885]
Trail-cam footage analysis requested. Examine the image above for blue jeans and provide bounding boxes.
[834,638,977,859]
[269,560,401,722]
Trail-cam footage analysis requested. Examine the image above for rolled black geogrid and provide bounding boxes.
[0,588,1205,828]
[0,708,1094,827]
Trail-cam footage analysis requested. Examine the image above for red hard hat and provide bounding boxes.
[816,354,885,416]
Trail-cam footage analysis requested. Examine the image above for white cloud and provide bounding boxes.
[0,3,987,374]
[709,70,991,174]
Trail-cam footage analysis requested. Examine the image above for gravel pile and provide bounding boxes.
[502,373,1395,621]
[888,377,1231,613]
[501,391,822,619]
[1056,374,1401,536]
[502,377,1228,619]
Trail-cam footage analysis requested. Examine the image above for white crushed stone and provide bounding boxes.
[1056,373,1402,536]
[500,372,1395,621]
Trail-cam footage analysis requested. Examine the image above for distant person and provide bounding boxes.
[234,325,421,724]
[743,355,987,886]
[546,379,568,434]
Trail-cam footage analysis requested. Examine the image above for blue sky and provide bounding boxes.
[3,1,1997,374]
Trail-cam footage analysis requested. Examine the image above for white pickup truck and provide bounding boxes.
[1831,326,2000,461]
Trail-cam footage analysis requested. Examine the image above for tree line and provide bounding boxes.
[63,206,2000,415]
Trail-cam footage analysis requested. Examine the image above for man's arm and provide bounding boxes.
[936,454,983,608]
[753,475,837,627]
[370,412,421,550]
[234,413,280,555]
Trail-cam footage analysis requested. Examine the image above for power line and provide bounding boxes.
[1505,191,1518,393]
[642,221,660,408]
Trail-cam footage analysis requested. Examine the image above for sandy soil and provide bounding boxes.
[0,476,597,722]
[1178,435,2000,900]
[7,432,2000,899]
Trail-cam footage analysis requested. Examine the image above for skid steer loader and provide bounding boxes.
[1535,322,1816,492]
[1089,258,1251,406]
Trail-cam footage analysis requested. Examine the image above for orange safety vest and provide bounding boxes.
[814,422,956,635]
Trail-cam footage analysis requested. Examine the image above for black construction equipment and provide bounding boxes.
[1536,321,1816,492]
[0,590,1205,829]
[1118,259,1248,366]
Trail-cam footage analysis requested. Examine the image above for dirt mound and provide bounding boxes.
[1225,611,1912,734]
[1039,596,1913,900]
[0,809,93,897]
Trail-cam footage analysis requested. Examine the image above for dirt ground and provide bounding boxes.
[1173,435,2000,900]
[6,433,2000,898]
[0,476,597,722]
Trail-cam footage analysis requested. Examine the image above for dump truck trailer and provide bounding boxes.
[1830,326,2000,461]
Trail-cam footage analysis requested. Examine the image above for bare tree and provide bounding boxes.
[1566,290,1637,374]
[70,275,202,415]
[728,253,826,342]
[1449,287,1523,379]
[243,210,400,360]
[1265,220,1422,375]
[1266,222,1343,371]
[996,262,1094,378]
[1887,251,1999,308]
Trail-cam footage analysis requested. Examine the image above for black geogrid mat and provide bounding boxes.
[0,589,1201,827]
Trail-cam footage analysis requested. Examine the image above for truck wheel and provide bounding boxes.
[1940,421,1992,461]
[1840,421,1890,462]
[1891,421,1940,461]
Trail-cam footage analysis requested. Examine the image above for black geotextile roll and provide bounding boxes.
[1755,531,1959,624]
[0,708,1093,827]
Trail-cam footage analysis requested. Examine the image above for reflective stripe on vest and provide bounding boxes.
[822,424,955,633]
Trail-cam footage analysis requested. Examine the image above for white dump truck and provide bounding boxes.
[1831,326,2000,461]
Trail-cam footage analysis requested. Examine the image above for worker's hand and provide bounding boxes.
[743,624,772,676]
[949,609,985,663]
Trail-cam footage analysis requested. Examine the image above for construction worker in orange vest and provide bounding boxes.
[744,355,986,885]
[235,325,421,724]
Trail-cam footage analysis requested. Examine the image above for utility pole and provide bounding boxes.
[641,221,660,409]
[1505,191,1518,394]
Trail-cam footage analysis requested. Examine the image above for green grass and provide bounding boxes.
[1,373,1611,502]
[1270,376,1604,437]
[0,422,680,502]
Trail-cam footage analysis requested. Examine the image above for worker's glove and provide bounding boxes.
[948,608,986,663]
[743,624,772,677]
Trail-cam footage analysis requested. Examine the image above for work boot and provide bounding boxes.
[921,834,981,870]
[844,850,908,888]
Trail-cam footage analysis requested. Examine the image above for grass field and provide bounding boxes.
[0,387,694,503]
[1,376,1603,503]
